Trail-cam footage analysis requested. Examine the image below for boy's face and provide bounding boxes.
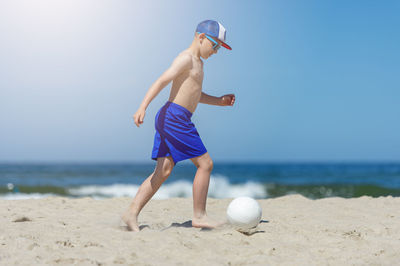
[198,33,220,59]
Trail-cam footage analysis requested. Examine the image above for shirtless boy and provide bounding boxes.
[123,20,235,231]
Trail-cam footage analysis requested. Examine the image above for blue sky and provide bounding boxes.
[0,0,399,163]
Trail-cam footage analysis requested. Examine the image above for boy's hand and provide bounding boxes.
[220,94,235,106]
[133,108,146,127]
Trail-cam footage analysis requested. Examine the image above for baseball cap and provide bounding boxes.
[196,20,232,50]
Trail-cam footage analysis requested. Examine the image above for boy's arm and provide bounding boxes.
[133,54,192,127]
[200,92,235,106]
[138,54,192,111]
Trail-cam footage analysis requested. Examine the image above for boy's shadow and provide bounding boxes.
[122,219,269,233]
[162,219,269,233]
[161,220,193,231]
[120,221,194,232]
[161,220,216,231]
[120,224,151,231]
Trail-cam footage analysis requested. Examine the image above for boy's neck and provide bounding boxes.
[187,38,202,61]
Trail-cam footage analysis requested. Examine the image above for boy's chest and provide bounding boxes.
[189,62,204,83]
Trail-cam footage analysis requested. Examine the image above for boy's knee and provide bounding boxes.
[162,164,173,177]
[156,157,174,178]
[199,157,213,172]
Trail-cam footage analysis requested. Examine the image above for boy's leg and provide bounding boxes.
[190,152,224,228]
[122,156,174,231]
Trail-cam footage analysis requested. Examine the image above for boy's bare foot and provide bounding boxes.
[192,215,226,229]
[122,210,140,232]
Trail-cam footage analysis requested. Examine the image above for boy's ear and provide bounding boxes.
[197,32,205,39]
[195,32,205,44]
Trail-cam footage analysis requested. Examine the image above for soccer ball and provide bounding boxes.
[226,197,262,232]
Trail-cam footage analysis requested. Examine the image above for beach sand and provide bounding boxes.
[0,195,399,265]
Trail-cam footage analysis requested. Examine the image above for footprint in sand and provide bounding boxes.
[13,217,32,222]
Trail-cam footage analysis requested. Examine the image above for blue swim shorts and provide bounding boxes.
[151,101,207,165]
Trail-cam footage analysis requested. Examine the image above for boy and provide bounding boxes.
[123,20,235,231]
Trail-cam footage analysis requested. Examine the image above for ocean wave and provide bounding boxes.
[3,175,398,200]
[67,175,267,199]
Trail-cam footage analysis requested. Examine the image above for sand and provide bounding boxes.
[0,195,399,265]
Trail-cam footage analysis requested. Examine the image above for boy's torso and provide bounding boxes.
[168,50,203,114]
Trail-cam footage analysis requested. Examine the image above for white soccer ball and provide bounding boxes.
[226,197,262,232]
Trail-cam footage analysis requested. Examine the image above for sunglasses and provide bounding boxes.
[197,32,221,51]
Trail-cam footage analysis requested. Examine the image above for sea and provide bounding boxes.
[1,162,400,200]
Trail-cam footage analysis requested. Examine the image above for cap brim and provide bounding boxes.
[221,42,232,50]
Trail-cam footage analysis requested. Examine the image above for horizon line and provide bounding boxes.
[1,160,400,165]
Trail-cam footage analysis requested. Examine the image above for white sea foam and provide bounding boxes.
[68,184,139,198]
[0,193,56,200]
[208,174,267,198]
[0,175,268,200]
[67,175,268,199]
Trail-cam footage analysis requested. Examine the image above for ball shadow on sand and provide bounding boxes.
[238,220,268,236]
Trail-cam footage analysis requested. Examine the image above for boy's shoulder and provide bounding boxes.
[174,50,202,66]
[169,50,201,73]
[174,50,193,63]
